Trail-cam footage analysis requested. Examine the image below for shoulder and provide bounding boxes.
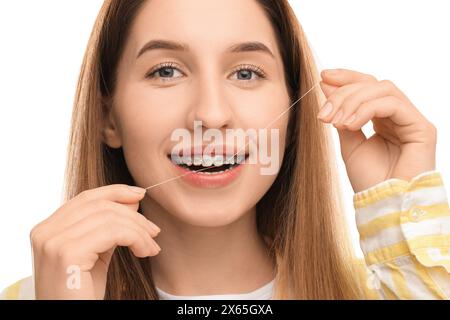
[0,276,35,300]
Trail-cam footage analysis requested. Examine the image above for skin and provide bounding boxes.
[318,69,436,193]
[31,0,288,299]
[29,1,437,299]
[107,0,289,296]
[30,185,158,299]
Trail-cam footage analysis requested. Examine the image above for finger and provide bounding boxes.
[335,126,367,162]
[317,82,366,122]
[335,96,423,162]
[34,184,148,232]
[330,80,411,128]
[60,184,147,220]
[76,200,160,235]
[320,68,377,86]
[74,184,147,206]
[57,210,159,245]
[319,81,338,98]
[49,210,160,259]
[57,223,160,270]
[38,211,157,260]
[124,202,140,212]
[344,96,418,130]
[32,200,160,247]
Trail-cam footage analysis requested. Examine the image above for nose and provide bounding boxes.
[186,75,233,131]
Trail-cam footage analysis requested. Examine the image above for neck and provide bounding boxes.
[140,197,275,296]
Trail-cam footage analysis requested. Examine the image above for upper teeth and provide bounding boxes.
[172,154,245,166]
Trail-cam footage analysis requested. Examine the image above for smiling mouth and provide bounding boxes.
[167,154,249,174]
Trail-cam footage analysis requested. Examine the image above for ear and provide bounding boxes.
[101,97,122,149]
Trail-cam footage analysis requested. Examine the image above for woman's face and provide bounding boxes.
[104,0,291,227]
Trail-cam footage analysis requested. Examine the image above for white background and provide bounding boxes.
[1,0,449,290]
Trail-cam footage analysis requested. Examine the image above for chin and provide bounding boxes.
[169,196,251,228]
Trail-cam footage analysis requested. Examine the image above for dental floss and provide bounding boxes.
[144,81,321,191]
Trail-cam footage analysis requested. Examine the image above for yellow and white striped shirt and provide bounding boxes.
[355,170,449,299]
[1,170,449,299]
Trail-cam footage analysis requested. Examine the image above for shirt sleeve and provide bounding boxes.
[0,277,34,300]
[353,170,450,299]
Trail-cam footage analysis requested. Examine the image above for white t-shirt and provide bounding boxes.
[156,278,275,300]
[0,276,275,300]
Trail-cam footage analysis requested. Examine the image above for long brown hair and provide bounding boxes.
[64,0,365,299]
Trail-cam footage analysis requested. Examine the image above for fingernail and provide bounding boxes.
[149,220,161,233]
[343,114,356,125]
[129,186,147,194]
[317,102,333,119]
[332,110,343,124]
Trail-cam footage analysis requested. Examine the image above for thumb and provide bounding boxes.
[319,81,338,98]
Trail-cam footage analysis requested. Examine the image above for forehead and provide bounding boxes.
[127,0,280,58]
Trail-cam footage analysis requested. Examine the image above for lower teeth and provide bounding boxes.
[196,168,233,174]
[180,164,237,174]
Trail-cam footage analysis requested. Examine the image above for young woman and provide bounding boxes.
[1,0,449,300]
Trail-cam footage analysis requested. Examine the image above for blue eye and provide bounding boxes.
[146,62,184,80]
[231,64,266,81]
[237,70,253,80]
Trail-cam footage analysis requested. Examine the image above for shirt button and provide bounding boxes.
[402,193,413,209]
[409,206,427,222]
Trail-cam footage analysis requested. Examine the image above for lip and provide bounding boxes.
[167,154,247,189]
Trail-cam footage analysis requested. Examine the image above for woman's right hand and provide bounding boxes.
[30,184,161,300]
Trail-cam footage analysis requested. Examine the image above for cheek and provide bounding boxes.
[113,83,190,184]
[245,86,290,179]
[229,83,290,129]
[230,85,290,160]
[115,82,191,147]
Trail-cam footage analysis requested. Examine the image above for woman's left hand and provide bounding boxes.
[318,68,437,193]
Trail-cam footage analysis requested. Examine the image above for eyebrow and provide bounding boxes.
[136,39,275,59]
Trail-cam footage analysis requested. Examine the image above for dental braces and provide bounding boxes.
[171,154,246,167]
